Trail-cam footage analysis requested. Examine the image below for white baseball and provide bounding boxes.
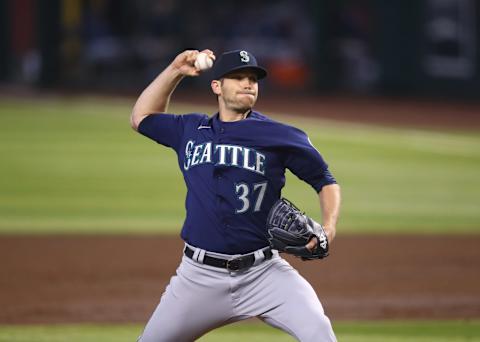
[194,52,214,71]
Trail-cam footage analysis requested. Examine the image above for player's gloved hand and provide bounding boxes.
[267,198,329,260]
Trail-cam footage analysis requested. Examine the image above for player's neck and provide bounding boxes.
[218,108,251,122]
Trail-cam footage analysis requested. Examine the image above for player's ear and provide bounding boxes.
[211,80,221,95]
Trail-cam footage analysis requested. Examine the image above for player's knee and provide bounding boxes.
[297,317,336,342]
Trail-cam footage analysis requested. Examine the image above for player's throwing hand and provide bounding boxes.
[171,49,216,76]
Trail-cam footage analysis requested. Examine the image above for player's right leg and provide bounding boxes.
[137,256,234,342]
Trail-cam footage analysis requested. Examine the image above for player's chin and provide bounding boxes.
[237,96,256,109]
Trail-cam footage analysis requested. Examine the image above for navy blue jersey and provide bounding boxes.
[139,111,336,254]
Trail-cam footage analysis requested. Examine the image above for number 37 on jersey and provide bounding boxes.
[183,140,269,214]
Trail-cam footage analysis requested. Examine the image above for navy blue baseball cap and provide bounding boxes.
[213,50,267,80]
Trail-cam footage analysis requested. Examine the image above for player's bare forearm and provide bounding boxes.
[318,183,341,243]
[130,49,215,131]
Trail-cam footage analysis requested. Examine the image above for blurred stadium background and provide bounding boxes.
[1,0,479,97]
[1,0,480,341]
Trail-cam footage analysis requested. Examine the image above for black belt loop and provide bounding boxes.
[184,246,273,271]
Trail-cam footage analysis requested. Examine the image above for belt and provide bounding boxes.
[184,246,273,271]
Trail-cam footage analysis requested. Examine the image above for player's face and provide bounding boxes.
[216,70,259,113]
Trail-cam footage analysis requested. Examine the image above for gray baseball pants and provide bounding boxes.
[138,245,336,342]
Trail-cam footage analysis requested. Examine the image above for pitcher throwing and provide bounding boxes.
[131,49,341,342]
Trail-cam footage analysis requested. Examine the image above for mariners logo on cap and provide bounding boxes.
[213,49,267,80]
[240,51,250,63]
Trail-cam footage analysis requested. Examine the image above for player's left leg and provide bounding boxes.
[235,255,336,342]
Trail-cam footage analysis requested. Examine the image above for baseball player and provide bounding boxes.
[131,49,341,342]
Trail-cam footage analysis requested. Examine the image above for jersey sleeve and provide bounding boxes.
[284,127,337,192]
[137,113,186,151]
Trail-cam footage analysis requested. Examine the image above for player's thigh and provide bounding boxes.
[138,258,233,342]
[259,258,336,342]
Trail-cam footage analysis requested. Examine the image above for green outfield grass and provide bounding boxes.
[1,96,479,234]
[0,320,479,342]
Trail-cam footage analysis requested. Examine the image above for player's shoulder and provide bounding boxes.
[250,111,306,136]
[180,112,209,121]
[177,112,210,127]
[250,111,277,123]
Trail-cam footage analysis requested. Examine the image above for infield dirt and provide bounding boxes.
[1,235,479,324]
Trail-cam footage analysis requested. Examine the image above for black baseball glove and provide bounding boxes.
[266,198,329,260]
